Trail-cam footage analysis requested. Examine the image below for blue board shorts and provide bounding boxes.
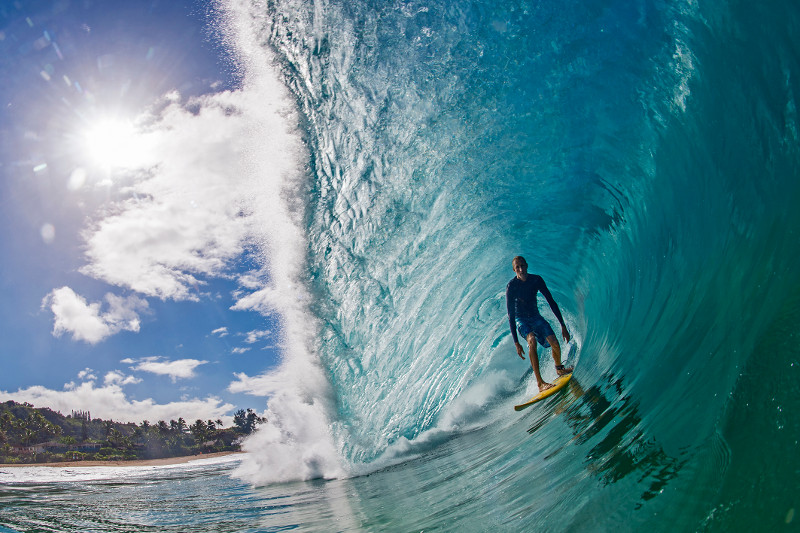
[516,316,555,348]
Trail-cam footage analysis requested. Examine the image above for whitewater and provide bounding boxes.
[3,0,800,531]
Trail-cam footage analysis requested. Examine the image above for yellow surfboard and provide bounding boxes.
[514,373,573,411]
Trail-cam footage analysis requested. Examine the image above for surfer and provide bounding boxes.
[506,256,572,392]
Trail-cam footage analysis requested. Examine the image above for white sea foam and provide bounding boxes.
[0,453,242,484]
[214,0,346,485]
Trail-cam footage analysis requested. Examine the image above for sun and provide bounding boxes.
[81,117,150,170]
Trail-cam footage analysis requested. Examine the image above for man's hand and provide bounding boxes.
[561,325,571,344]
[515,342,525,359]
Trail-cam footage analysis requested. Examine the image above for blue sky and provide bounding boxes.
[0,0,298,424]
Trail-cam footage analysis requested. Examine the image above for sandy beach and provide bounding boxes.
[0,451,242,468]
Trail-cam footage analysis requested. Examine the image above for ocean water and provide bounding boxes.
[3,0,800,531]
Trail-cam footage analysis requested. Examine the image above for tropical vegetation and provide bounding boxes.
[0,400,265,464]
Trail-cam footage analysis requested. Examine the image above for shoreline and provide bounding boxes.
[0,451,242,468]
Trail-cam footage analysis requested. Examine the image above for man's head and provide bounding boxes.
[512,256,528,280]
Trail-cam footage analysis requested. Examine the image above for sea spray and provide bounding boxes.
[210,0,346,483]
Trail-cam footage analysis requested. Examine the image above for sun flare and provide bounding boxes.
[82,117,150,170]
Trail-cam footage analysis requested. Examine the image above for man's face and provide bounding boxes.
[513,261,528,280]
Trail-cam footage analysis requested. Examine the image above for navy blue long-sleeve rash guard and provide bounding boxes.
[505,274,565,344]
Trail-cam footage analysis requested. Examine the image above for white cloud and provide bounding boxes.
[243,329,270,344]
[74,83,302,303]
[104,370,142,386]
[42,287,149,344]
[127,356,208,382]
[0,382,234,424]
[77,367,97,381]
[47,42,309,327]
[211,327,229,337]
[235,272,264,290]
[228,371,282,397]
[232,347,250,355]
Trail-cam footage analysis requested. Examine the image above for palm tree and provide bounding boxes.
[26,412,61,443]
[190,419,208,446]
[21,428,36,445]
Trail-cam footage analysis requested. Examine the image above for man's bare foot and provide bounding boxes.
[555,364,573,376]
[538,382,555,392]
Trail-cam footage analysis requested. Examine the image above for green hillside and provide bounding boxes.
[0,400,264,464]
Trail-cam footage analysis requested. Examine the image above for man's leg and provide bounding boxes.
[528,333,553,391]
[546,334,573,375]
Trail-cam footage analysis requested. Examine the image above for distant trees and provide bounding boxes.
[233,409,266,435]
[189,419,216,446]
[136,418,194,458]
[0,409,61,446]
[0,401,266,464]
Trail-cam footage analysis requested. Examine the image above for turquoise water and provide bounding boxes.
[3,0,800,530]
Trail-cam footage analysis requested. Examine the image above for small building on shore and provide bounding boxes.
[11,441,104,455]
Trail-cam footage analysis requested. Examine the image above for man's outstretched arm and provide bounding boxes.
[540,281,571,342]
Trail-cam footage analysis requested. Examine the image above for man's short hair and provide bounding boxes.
[512,256,527,267]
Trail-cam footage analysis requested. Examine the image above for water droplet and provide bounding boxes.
[40,223,55,244]
[68,167,87,190]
